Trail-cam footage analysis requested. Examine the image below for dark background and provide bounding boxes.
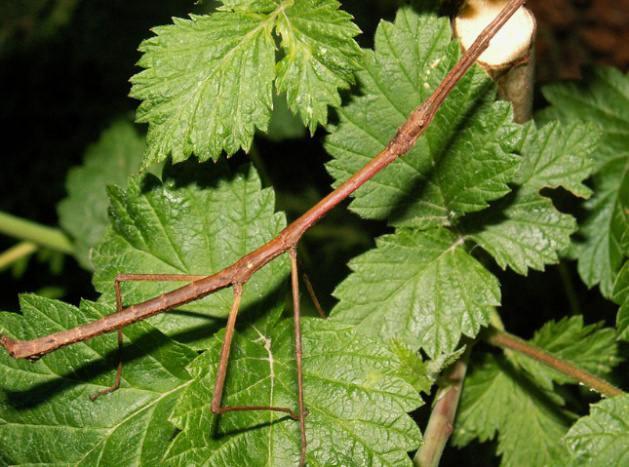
[0,1,627,464]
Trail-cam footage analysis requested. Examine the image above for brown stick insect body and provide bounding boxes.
[0,2,526,464]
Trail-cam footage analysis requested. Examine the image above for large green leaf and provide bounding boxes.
[164,316,423,466]
[453,354,574,467]
[540,67,629,297]
[92,162,289,348]
[325,7,520,228]
[57,120,145,269]
[0,295,197,465]
[331,228,500,356]
[130,0,361,165]
[564,394,629,466]
[466,121,597,275]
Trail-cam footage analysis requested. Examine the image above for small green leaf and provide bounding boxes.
[325,7,520,228]
[331,228,500,356]
[57,120,145,269]
[612,261,629,340]
[389,339,433,395]
[512,316,620,389]
[564,394,629,466]
[540,66,629,297]
[92,162,289,348]
[453,355,574,466]
[0,295,196,465]
[164,318,423,466]
[275,0,362,132]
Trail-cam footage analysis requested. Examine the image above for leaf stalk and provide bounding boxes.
[485,328,625,398]
[0,211,73,254]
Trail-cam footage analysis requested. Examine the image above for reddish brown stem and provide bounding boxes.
[0,0,526,361]
[486,328,625,398]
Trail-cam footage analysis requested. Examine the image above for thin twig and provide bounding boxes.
[485,328,625,398]
[302,272,326,318]
[0,211,73,254]
[0,241,38,272]
[0,0,527,361]
[414,347,471,467]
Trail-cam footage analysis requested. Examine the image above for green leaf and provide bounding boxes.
[0,295,196,465]
[164,317,423,466]
[57,120,145,269]
[130,1,361,164]
[540,66,629,297]
[466,191,576,275]
[540,67,628,170]
[92,162,289,348]
[275,0,362,133]
[514,122,597,198]
[564,394,629,466]
[612,261,629,340]
[325,7,520,228]
[130,11,276,164]
[331,228,500,356]
[575,158,628,297]
[511,316,620,389]
[453,354,574,466]
[466,121,597,275]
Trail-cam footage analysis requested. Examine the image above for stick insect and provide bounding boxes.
[0,2,525,464]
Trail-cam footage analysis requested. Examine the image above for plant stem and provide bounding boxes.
[414,347,471,467]
[557,261,582,315]
[485,328,625,398]
[0,211,73,254]
[0,242,38,272]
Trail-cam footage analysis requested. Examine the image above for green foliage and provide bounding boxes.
[466,121,597,275]
[564,394,629,466]
[332,228,500,356]
[165,315,422,465]
[326,7,520,229]
[0,295,197,465]
[1,3,628,466]
[453,354,574,466]
[510,316,620,389]
[613,262,629,340]
[454,317,620,466]
[92,162,289,348]
[330,7,597,358]
[130,0,361,165]
[57,120,145,269]
[540,67,629,298]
